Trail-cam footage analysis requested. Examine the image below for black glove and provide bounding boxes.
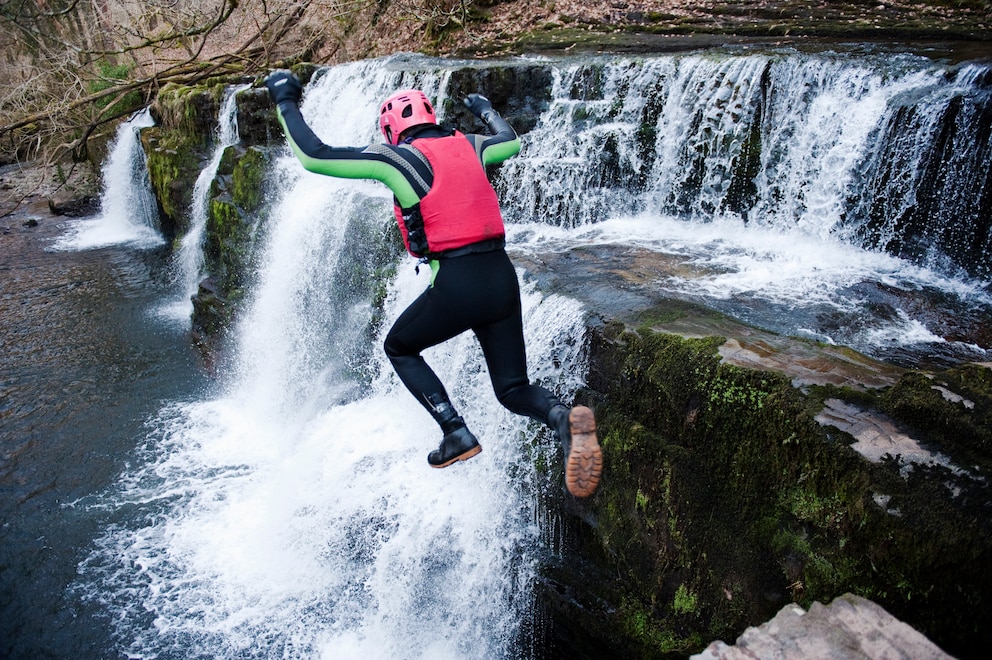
[266,69,302,105]
[463,93,494,120]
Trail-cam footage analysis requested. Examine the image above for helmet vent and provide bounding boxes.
[401,104,413,118]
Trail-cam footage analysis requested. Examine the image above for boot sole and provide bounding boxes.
[429,444,482,469]
[565,406,602,497]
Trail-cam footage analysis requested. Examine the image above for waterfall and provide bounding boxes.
[170,83,252,315]
[846,63,992,275]
[52,108,163,251]
[78,59,588,658]
[75,49,991,657]
[496,50,990,361]
[498,50,991,278]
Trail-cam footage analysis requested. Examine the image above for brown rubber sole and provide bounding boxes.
[429,444,482,469]
[565,405,603,497]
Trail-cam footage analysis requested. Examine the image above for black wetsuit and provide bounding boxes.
[274,100,564,429]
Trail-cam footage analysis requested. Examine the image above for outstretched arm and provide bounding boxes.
[265,70,422,208]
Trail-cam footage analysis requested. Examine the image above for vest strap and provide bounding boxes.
[431,237,505,259]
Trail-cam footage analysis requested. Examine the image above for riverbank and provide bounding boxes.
[0,160,99,221]
[323,0,992,62]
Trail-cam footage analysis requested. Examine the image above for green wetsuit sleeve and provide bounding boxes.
[275,102,421,208]
[476,110,521,165]
[481,136,521,165]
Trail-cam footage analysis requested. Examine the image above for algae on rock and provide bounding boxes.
[191,144,272,342]
[546,320,991,658]
[142,83,224,237]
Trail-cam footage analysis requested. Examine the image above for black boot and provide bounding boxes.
[428,425,481,468]
[549,404,572,455]
[426,396,481,468]
[548,403,602,498]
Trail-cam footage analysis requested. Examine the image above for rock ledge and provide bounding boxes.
[693,593,953,659]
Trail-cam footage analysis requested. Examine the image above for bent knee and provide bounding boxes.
[383,334,404,360]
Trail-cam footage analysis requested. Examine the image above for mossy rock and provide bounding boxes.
[443,63,554,135]
[144,78,260,236]
[548,323,992,658]
[235,86,284,148]
[230,146,268,212]
[141,127,205,237]
[881,364,992,470]
[203,195,256,298]
[152,82,223,145]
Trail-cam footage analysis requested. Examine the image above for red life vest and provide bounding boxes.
[393,131,505,257]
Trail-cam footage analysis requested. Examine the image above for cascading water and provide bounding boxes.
[73,48,991,657]
[498,49,991,364]
[169,83,253,317]
[77,60,588,658]
[52,108,163,251]
[498,49,991,264]
[847,62,992,276]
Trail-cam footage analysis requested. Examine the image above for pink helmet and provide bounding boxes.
[379,89,437,145]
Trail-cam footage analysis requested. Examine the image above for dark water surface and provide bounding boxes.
[1,204,210,658]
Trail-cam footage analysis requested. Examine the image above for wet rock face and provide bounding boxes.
[443,63,555,134]
[189,144,273,359]
[541,316,992,658]
[235,86,287,147]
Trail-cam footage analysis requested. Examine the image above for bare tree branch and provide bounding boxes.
[0,0,476,171]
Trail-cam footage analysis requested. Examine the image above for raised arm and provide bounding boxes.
[462,93,521,165]
[265,70,423,208]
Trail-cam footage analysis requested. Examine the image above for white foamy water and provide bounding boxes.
[509,213,991,309]
[498,51,991,360]
[77,61,589,658]
[511,212,991,362]
[79,280,585,658]
[52,108,164,251]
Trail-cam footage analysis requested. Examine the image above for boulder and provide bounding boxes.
[693,594,952,660]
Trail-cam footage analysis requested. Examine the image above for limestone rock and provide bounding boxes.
[692,594,953,659]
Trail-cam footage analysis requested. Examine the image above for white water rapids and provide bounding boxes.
[66,50,990,657]
[75,60,586,658]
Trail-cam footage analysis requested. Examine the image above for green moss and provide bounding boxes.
[880,364,992,471]
[231,147,267,212]
[142,128,204,234]
[636,299,720,328]
[575,324,992,656]
[205,197,252,292]
[155,83,214,139]
[616,596,704,657]
[673,584,699,616]
[142,79,251,235]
